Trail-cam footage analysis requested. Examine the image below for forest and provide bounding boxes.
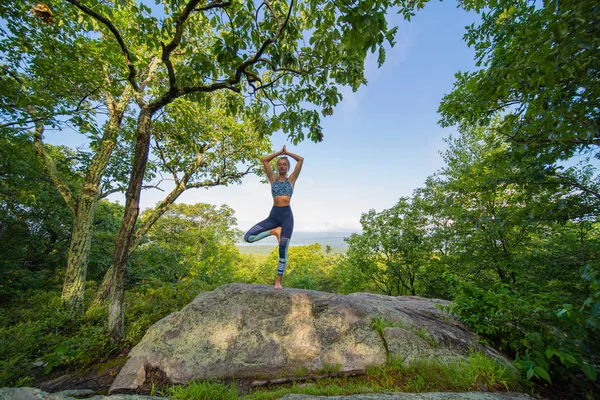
[1,0,598,398]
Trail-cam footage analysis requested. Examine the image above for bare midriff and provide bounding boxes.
[273,196,291,207]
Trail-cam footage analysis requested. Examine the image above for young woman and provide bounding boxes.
[244,145,303,289]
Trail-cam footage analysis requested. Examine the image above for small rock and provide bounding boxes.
[53,389,96,397]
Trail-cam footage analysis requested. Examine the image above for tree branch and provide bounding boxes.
[497,127,600,147]
[149,0,294,112]
[154,138,180,183]
[555,173,600,202]
[141,57,161,90]
[66,0,140,92]
[233,0,295,85]
[98,187,123,199]
[29,108,76,214]
[187,165,253,189]
[160,0,207,93]
[193,0,232,12]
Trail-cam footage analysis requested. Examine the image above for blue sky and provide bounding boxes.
[44,1,481,234]
[173,1,481,233]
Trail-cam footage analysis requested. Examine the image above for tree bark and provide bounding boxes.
[108,108,153,343]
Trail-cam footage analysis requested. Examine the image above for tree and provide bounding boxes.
[431,126,571,287]
[345,198,431,296]
[439,0,600,203]
[1,1,138,311]
[440,0,599,149]
[91,91,270,305]
[435,1,600,382]
[46,0,426,341]
[0,132,78,301]
[420,124,599,385]
[129,203,240,285]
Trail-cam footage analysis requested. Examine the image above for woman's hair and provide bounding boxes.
[278,156,290,168]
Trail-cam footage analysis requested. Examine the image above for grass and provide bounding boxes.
[168,380,239,400]
[413,326,438,348]
[168,351,523,400]
[371,317,405,335]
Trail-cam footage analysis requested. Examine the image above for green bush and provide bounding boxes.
[445,272,599,386]
[0,289,113,386]
[0,280,211,387]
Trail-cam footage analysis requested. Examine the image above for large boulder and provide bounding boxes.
[110,284,510,393]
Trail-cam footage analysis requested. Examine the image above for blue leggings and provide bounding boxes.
[244,205,294,276]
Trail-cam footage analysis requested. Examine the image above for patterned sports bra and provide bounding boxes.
[272,178,294,197]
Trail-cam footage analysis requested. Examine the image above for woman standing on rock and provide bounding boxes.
[244,145,304,289]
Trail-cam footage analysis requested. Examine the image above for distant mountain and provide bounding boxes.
[237,231,358,249]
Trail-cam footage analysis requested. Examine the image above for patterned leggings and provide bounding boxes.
[244,205,294,276]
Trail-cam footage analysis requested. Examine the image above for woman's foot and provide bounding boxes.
[270,226,282,243]
[274,275,283,290]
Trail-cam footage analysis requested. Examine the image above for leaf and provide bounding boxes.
[582,364,597,382]
[377,47,386,67]
[534,366,552,383]
[526,367,535,380]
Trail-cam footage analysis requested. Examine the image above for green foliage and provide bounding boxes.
[246,351,520,399]
[345,198,434,296]
[371,317,405,336]
[418,125,600,386]
[169,380,239,400]
[87,200,124,282]
[0,278,207,387]
[129,203,242,286]
[445,274,599,385]
[0,288,115,386]
[440,0,600,153]
[241,243,341,291]
[0,133,80,301]
[412,327,436,348]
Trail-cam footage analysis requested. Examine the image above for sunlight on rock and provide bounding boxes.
[284,293,322,363]
[208,322,240,351]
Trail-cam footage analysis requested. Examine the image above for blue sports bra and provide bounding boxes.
[272,178,293,197]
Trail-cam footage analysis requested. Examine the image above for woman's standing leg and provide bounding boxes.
[274,207,294,289]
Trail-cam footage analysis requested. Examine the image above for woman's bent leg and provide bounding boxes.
[244,217,278,243]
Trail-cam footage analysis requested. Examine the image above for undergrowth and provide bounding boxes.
[0,280,211,387]
[168,351,522,400]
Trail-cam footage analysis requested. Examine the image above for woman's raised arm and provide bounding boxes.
[262,147,284,183]
[284,145,304,185]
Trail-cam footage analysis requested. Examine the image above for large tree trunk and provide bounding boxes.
[31,97,129,312]
[108,109,153,343]
[60,104,129,311]
[61,194,96,311]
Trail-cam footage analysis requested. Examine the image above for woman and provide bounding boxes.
[244,145,303,289]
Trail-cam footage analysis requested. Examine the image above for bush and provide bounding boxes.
[444,272,599,387]
[0,280,211,387]
[0,289,113,386]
